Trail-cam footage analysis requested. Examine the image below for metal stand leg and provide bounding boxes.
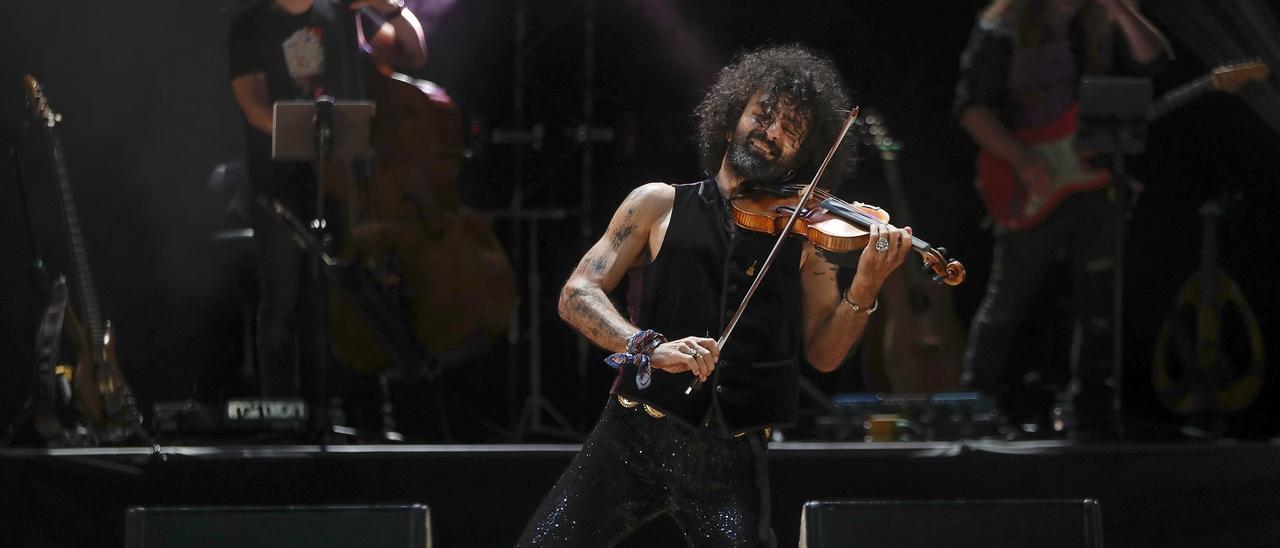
[513,218,580,441]
[1110,139,1130,441]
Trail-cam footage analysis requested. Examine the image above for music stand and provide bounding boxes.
[1075,76,1152,440]
[272,99,375,162]
[270,97,374,442]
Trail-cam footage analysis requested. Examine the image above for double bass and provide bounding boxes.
[323,13,515,375]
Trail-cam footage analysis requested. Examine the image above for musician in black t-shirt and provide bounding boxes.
[227,0,424,399]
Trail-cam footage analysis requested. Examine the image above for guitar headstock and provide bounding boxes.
[1210,59,1269,93]
[22,74,61,128]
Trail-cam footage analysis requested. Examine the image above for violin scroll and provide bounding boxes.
[920,247,965,287]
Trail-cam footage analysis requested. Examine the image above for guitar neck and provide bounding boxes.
[1148,76,1212,121]
[44,125,105,352]
[879,146,917,229]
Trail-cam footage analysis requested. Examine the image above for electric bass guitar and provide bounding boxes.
[975,60,1268,231]
[24,75,142,442]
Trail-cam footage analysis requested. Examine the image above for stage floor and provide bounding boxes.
[4,440,1280,546]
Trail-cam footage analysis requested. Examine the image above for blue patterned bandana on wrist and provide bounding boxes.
[603,329,666,390]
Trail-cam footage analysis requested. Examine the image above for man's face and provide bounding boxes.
[726,90,811,185]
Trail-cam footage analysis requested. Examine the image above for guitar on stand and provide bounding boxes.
[29,277,97,446]
[1153,193,1264,434]
[855,110,965,393]
[23,75,144,443]
[975,60,1268,231]
[3,118,82,447]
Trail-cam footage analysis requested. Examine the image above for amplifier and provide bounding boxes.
[815,392,1006,441]
[126,504,431,548]
[224,398,308,430]
[801,499,1102,548]
[151,398,309,438]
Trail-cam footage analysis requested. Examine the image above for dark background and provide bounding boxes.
[2,0,1278,442]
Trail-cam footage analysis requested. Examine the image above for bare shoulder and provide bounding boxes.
[590,183,674,268]
[623,182,675,217]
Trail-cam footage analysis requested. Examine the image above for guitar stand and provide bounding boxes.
[1075,76,1153,440]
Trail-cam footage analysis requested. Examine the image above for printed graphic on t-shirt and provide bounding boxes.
[282,27,325,96]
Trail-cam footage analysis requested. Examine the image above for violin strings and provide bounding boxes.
[780,183,938,257]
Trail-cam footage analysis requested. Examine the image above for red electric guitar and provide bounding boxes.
[975,60,1268,231]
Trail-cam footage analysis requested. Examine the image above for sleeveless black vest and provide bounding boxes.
[612,179,804,436]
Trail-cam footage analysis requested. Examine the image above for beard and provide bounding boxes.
[726,129,797,190]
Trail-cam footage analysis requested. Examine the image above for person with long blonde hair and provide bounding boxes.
[955,0,1170,439]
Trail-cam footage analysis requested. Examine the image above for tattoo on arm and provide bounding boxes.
[589,255,608,276]
[557,183,665,352]
[560,284,633,350]
[609,207,638,251]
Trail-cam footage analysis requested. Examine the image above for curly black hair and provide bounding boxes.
[694,44,856,187]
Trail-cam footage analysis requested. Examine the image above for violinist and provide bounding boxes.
[518,44,912,547]
[227,0,425,401]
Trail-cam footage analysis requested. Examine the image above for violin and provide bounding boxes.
[686,107,963,394]
[730,184,966,286]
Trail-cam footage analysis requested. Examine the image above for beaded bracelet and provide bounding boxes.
[604,329,667,390]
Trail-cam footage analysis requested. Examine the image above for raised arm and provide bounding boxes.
[800,224,911,372]
[354,0,428,69]
[1099,0,1171,65]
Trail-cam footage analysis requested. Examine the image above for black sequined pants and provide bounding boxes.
[517,398,775,547]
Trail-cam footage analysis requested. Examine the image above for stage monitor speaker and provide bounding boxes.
[125,504,431,548]
[800,499,1102,548]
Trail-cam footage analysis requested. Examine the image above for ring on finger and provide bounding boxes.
[875,235,890,253]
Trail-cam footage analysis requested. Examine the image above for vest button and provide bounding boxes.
[728,283,739,292]
[715,385,725,393]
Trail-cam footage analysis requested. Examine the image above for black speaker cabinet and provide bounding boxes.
[801,499,1102,548]
[125,504,431,548]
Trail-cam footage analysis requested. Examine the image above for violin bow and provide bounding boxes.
[687,106,860,394]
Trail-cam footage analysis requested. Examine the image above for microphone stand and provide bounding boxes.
[311,96,335,445]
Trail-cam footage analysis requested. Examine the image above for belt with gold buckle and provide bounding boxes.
[616,395,771,439]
